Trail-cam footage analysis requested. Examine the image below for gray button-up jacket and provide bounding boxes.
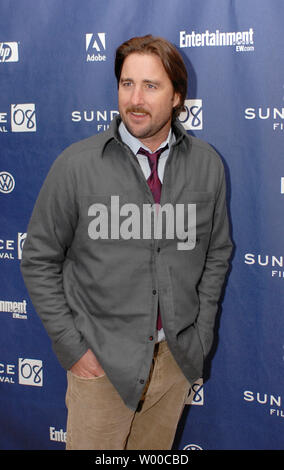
[21,116,232,410]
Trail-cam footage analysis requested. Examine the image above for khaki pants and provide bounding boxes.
[65,341,190,450]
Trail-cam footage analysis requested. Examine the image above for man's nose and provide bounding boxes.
[130,86,144,106]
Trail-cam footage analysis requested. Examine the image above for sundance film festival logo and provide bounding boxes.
[0,233,26,261]
[0,42,19,62]
[88,196,197,250]
[11,103,36,132]
[0,359,43,386]
[178,99,203,130]
[0,104,36,133]
[18,358,43,387]
[185,379,204,405]
[71,108,119,132]
[86,33,106,62]
[244,253,284,279]
[244,85,284,131]
[0,172,15,194]
[244,106,284,131]
[244,390,284,419]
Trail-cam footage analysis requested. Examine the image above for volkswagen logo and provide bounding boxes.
[183,444,203,450]
[0,171,15,194]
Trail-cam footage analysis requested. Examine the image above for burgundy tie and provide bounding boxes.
[138,145,168,330]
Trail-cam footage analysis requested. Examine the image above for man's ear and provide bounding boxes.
[173,92,180,109]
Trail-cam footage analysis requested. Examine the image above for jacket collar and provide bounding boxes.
[101,114,189,156]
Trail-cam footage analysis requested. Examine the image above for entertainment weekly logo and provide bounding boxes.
[180,28,254,52]
[0,299,28,320]
[88,196,197,250]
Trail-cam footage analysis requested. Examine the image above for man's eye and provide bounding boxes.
[122,81,132,87]
[146,83,156,89]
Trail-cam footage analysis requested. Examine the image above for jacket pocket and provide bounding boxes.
[183,190,214,203]
[177,323,204,376]
[69,370,106,381]
[182,190,215,242]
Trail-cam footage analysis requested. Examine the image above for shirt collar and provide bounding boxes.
[118,121,175,156]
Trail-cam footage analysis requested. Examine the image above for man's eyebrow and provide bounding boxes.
[120,77,133,82]
[120,77,161,85]
[142,79,161,86]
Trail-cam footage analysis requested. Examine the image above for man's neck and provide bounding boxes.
[119,121,173,154]
[138,128,171,153]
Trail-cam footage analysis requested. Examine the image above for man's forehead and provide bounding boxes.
[120,53,168,79]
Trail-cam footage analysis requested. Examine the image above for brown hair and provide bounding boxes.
[115,34,188,120]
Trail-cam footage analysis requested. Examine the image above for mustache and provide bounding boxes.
[126,107,151,115]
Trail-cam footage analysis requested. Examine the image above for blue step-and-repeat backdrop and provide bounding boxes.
[1,0,283,450]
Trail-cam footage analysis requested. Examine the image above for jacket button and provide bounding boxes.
[157,247,160,253]
[140,379,145,384]
[149,336,154,341]
[152,289,157,295]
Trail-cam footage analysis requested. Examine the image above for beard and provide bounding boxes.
[121,107,172,141]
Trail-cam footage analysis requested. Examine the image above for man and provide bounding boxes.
[21,35,232,450]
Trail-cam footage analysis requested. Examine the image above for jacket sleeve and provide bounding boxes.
[196,157,233,357]
[20,152,89,370]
